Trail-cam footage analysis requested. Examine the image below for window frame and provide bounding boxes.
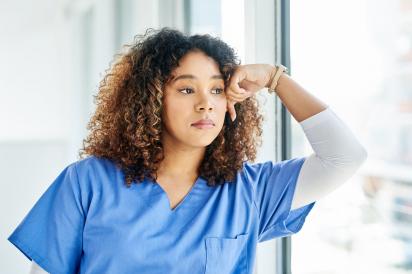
[275,0,294,273]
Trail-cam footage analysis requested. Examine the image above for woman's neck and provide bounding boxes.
[157,143,205,179]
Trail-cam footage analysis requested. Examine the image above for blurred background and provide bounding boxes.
[1,0,411,273]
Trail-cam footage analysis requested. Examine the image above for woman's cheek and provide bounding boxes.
[218,96,228,113]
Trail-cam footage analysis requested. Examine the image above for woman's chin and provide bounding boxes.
[186,137,217,148]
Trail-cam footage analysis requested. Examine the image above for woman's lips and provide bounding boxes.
[191,124,215,129]
[191,119,215,129]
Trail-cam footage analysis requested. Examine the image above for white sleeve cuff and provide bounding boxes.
[299,106,334,130]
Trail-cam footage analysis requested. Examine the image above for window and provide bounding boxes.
[290,0,412,273]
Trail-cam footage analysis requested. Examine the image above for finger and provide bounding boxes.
[226,100,237,122]
[227,92,246,102]
[226,88,250,101]
[228,68,247,94]
[226,85,247,97]
[239,80,262,93]
[227,93,251,105]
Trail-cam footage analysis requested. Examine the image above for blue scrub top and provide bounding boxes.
[8,156,315,274]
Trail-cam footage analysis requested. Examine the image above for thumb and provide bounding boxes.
[227,100,237,122]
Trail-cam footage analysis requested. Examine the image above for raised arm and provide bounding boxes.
[291,107,367,210]
[225,64,367,210]
[270,71,367,210]
[225,64,329,122]
[267,69,329,122]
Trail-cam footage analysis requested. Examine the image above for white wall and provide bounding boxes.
[0,0,74,273]
[0,0,171,273]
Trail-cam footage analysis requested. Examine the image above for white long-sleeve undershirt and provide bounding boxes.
[291,106,368,210]
[29,107,367,274]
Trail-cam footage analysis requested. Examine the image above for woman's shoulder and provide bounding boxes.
[69,155,122,189]
[240,157,306,183]
[73,155,117,173]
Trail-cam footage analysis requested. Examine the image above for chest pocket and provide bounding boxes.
[204,233,249,274]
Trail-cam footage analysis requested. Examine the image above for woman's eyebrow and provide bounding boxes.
[173,74,223,82]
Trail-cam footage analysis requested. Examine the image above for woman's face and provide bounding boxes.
[162,50,228,149]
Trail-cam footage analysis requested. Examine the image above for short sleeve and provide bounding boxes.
[8,163,85,274]
[243,157,316,242]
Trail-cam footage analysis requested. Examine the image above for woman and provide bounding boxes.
[8,27,367,274]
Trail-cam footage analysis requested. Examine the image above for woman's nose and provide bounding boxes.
[196,103,213,112]
[195,93,214,112]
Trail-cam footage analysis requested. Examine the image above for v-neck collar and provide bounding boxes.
[149,176,203,213]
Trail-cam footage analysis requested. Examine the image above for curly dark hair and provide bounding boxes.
[78,27,264,187]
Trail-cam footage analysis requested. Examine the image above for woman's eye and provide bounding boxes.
[178,87,224,94]
[212,88,224,94]
[178,88,194,94]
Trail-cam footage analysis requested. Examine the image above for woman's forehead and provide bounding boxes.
[170,73,224,83]
[174,51,221,73]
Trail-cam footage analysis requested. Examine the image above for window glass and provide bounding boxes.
[291,1,412,273]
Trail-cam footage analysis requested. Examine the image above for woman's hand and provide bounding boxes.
[225,64,275,121]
